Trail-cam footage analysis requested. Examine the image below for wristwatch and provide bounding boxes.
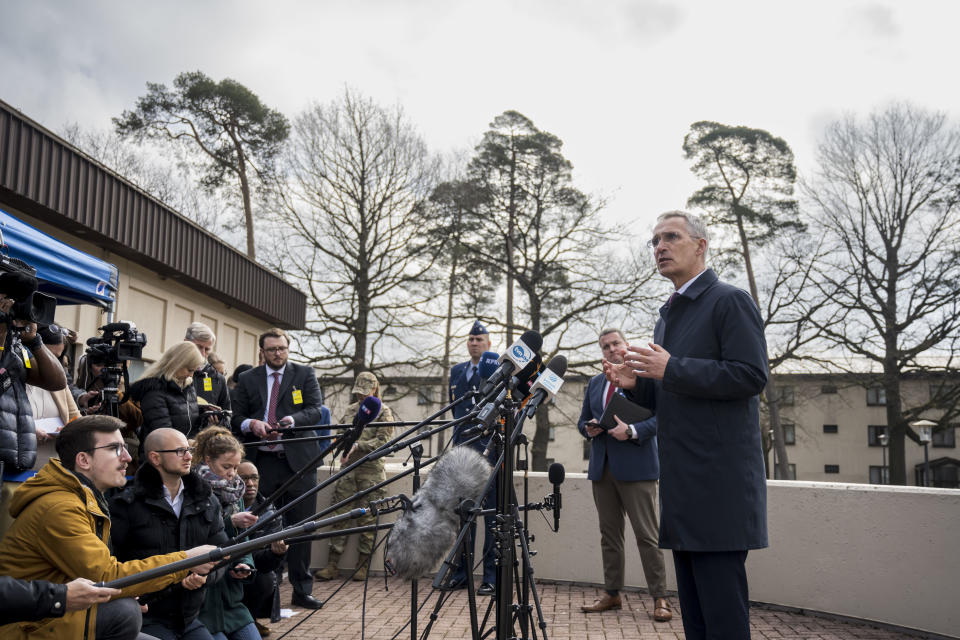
[625,424,635,439]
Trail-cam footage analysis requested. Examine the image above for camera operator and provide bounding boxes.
[26,325,82,470]
[0,276,68,539]
[76,345,144,474]
[75,350,108,414]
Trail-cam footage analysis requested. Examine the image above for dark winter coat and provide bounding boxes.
[109,464,230,631]
[193,363,231,412]
[0,346,36,472]
[129,376,201,439]
[0,577,66,625]
[626,269,769,552]
[247,494,285,574]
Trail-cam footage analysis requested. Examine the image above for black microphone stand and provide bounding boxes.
[94,506,380,589]
[236,391,482,540]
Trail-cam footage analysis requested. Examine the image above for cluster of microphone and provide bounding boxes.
[386,329,568,580]
[94,329,570,591]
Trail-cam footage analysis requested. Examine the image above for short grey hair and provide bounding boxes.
[598,328,626,345]
[184,321,216,345]
[657,210,709,245]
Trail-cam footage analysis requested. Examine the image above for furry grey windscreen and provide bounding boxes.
[387,445,493,579]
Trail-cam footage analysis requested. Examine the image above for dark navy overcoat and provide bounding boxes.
[628,269,769,552]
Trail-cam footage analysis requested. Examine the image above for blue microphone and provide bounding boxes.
[478,351,500,380]
[357,395,383,425]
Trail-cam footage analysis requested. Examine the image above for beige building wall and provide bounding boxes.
[776,376,953,485]
[8,206,270,374]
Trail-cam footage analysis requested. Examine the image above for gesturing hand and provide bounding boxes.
[623,343,671,381]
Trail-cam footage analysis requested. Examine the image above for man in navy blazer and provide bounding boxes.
[231,327,326,610]
[578,329,670,621]
[610,211,768,640]
[446,320,497,595]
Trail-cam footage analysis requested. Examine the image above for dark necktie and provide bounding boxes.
[267,372,281,424]
[470,365,479,388]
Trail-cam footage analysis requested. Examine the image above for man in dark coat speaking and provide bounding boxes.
[607,210,768,640]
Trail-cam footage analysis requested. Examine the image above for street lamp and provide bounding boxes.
[878,432,889,484]
[769,428,777,479]
[910,419,937,487]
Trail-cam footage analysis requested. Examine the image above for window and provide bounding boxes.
[929,383,958,408]
[781,421,796,445]
[776,385,795,406]
[582,440,591,461]
[869,465,889,484]
[933,463,960,489]
[416,388,432,405]
[548,426,556,442]
[774,463,796,480]
[824,464,840,474]
[867,425,888,447]
[866,386,886,406]
[823,424,839,434]
[821,384,838,395]
[932,425,956,448]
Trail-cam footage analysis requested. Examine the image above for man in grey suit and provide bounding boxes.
[231,327,325,610]
[609,211,768,640]
[578,328,670,621]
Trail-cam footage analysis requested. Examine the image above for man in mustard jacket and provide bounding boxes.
[0,415,218,640]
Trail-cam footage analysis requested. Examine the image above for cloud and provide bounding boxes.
[848,2,900,38]
[621,1,684,40]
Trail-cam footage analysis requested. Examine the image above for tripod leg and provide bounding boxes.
[462,514,482,640]
[514,507,549,640]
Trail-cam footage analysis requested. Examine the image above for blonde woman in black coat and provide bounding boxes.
[130,342,206,440]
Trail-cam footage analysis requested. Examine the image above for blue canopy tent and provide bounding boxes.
[0,209,118,309]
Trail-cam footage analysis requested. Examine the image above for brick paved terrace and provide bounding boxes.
[261,580,930,640]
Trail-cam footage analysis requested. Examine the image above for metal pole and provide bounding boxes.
[881,445,887,485]
[410,444,423,640]
[924,443,930,487]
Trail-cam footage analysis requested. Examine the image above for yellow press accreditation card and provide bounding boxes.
[203,376,213,391]
[292,389,303,405]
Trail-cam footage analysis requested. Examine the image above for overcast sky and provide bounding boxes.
[2,0,958,233]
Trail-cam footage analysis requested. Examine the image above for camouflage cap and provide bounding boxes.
[352,371,380,396]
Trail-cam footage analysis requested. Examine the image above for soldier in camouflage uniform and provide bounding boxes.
[314,371,395,581]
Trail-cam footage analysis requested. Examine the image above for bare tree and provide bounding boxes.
[805,103,960,485]
[683,121,831,479]
[62,123,235,242]
[267,89,440,377]
[445,110,661,469]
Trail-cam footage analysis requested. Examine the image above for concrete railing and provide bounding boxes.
[312,467,960,638]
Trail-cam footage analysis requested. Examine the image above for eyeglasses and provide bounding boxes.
[84,442,129,458]
[155,447,195,458]
[263,346,288,354]
[240,474,259,482]
[647,230,704,248]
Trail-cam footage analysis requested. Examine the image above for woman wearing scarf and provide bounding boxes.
[193,427,262,640]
